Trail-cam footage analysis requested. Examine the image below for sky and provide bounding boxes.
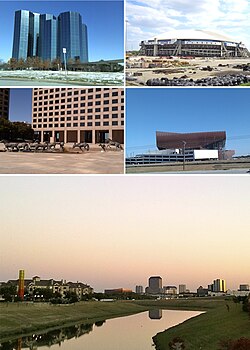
[126,88,250,157]
[9,88,32,122]
[126,0,250,51]
[0,0,124,62]
[0,176,249,292]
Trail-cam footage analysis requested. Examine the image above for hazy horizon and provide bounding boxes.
[0,176,249,292]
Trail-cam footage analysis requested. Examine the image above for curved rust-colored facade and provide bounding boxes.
[156,131,226,150]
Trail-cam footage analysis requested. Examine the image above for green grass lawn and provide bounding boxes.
[148,299,250,350]
[0,300,151,341]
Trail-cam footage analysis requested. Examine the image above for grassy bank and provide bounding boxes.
[1,298,249,348]
[147,299,250,350]
[0,300,152,341]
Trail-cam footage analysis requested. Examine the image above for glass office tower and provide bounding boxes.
[39,14,57,61]
[58,11,88,63]
[12,10,88,62]
[29,12,40,57]
[12,10,30,60]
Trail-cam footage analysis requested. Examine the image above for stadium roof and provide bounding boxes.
[156,131,226,150]
[154,30,239,43]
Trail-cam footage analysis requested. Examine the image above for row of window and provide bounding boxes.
[33,121,123,128]
[33,113,124,120]
[33,91,124,100]
[34,88,121,94]
[33,114,122,123]
[33,105,124,112]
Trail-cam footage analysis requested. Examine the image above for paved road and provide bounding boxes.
[0,151,124,174]
[146,169,250,175]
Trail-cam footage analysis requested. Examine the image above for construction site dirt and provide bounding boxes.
[126,57,250,86]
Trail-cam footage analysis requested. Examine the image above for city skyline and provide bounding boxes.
[126,88,250,157]
[0,1,124,62]
[126,0,250,51]
[0,176,249,292]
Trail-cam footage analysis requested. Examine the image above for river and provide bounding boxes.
[0,309,203,350]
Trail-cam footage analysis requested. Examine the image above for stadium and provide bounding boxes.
[126,131,235,166]
[140,29,250,58]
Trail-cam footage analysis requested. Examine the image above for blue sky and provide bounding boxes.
[126,0,250,51]
[0,1,124,62]
[9,88,32,123]
[126,88,250,157]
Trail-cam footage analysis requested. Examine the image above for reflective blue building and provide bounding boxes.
[58,12,88,63]
[12,10,30,60]
[39,14,57,61]
[12,10,88,62]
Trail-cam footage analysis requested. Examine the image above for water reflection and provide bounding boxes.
[0,322,96,350]
[0,310,203,350]
[149,309,162,319]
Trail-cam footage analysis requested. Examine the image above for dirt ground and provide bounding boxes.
[0,151,124,174]
[126,57,250,85]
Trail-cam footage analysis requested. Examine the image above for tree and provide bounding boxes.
[0,284,17,302]
[8,58,18,70]
[219,338,250,350]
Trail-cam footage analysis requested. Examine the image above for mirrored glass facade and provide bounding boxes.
[12,10,88,62]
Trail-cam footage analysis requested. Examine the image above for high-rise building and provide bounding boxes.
[179,284,186,294]
[213,279,226,293]
[12,10,30,60]
[58,12,88,63]
[39,14,57,61]
[12,10,88,62]
[145,276,162,294]
[32,88,124,144]
[135,285,143,294]
[0,89,10,120]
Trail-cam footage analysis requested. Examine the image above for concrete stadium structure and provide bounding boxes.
[126,131,235,166]
[140,30,250,58]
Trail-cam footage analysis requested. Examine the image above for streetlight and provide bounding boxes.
[63,48,67,78]
[182,141,186,171]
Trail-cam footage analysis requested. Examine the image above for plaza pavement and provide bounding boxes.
[0,151,124,174]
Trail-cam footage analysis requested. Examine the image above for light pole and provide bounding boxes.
[182,141,186,171]
[63,48,67,78]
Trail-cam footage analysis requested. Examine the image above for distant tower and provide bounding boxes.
[135,285,143,294]
[18,269,25,300]
[145,276,162,294]
[213,279,226,292]
[179,284,186,294]
[0,89,10,120]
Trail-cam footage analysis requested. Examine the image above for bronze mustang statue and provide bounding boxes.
[105,138,123,150]
[73,142,90,151]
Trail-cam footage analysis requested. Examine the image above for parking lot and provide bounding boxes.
[0,151,124,174]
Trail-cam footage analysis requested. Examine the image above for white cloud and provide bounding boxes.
[126,0,250,50]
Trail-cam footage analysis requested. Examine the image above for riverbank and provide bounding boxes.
[0,301,152,341]
[1,298,249,347]
[145,299,250,350]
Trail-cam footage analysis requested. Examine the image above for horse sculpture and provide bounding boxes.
[73,142,90,152]
[105,138,123,151]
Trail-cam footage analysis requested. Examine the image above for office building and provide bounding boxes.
[104,288,132,294]
[12,10,88,62]
[135,285,144,294]
[0,89,10,120]
[39,14,57,61]
[163,286,177,295]
[213,279,226,293]
[58,12,88,62]
[145,276,162,294]
[239,284,249,291]
[32,88,124,144]
[179,284,186,294]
